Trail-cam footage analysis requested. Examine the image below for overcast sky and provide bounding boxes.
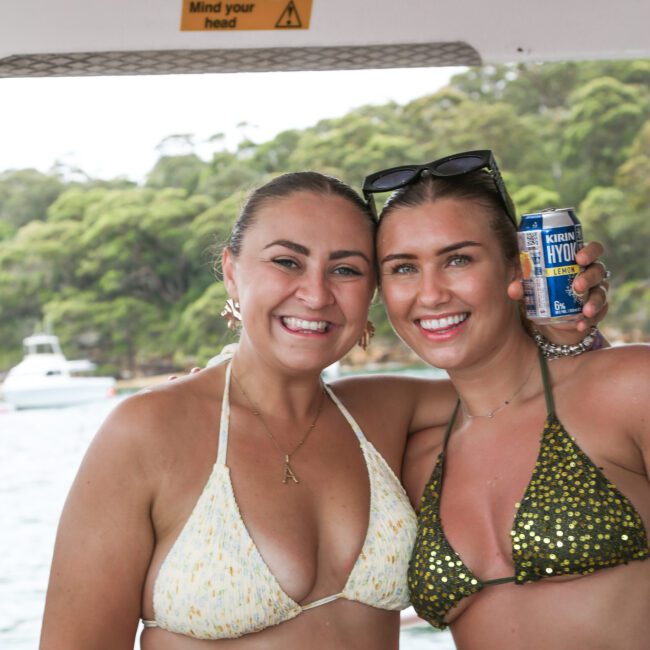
[0,66,461,182]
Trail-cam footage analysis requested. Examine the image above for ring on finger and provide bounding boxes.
[598,282,610,301]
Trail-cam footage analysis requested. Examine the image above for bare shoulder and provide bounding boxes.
[330,372,457,432]
[570,344,650,395]
[64,366,226,511]
[556,344,650,448]
[62,363,228,530]
[579,344,650,473]
[103,363,226,456]
[587,343,650,370]
[593,344,650,422]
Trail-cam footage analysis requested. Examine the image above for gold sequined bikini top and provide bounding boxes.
[408,351,649,630]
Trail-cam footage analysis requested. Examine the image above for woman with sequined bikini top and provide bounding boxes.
[367,151,650,650]
[41,169,609,650]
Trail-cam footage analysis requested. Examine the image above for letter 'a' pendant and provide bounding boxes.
[282,455,299,484]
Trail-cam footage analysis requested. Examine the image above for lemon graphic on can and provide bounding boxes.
[520,251,533,280]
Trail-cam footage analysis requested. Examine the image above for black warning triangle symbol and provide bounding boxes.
[275,0,302,28]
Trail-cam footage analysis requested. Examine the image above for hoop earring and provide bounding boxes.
[221,299,241,331]
[358,321,375,351]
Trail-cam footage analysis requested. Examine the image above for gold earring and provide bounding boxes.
[358,320,375,351]
[221,299,241,331]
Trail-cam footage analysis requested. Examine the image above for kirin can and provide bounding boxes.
[517,207,584,324]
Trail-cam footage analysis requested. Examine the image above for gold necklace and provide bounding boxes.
[460,353,536,419]
[232,371,326,485]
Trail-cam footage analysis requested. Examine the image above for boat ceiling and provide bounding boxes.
[1,0,648,78]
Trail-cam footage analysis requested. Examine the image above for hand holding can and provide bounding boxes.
[518,207,584,324]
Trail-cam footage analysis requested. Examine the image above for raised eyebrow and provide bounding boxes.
[329,250,372,264]
[264,239,309,255]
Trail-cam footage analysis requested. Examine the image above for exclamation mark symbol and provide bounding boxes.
[275,0,302,27]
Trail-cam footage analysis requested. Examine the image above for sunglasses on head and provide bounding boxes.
[362,149,517,226]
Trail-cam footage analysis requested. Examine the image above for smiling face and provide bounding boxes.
[223,190,376,374]
[377,197,521,372]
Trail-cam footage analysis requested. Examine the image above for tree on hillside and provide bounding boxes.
[146,154,209,194]
[0,59,648,374]
[0,169,64,238]
[561,77,650,203]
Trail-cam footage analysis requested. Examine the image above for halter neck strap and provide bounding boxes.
[322,383,366,443]
[216,360,232,467]
[538,348,555,416]
[442,348,551,448]
[442,400,461,452]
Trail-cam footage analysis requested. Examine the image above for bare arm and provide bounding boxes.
[40,396,157,649]
[613,346,650,478]
[333,373,458,435]
[569,345,650,479]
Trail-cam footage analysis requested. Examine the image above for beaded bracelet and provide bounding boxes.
[532,325,599,360]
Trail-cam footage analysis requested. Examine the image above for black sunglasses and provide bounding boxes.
[362,149,517,226]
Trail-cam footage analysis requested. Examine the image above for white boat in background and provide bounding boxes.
[1,334,116,409]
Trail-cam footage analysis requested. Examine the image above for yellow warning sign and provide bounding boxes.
[181,0,312,31]
[275,1,302,27]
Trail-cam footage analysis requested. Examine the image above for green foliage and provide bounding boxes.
[512,186,562,216]
[448,65,514,104]
[608,279,650,339]
[579,182,649,336]
[175,282,238,366]
[146,154,210,194]
[0,59,648,377]
[196,161,261,203]
[0,169,64,236]
[249,129,302,174]
[47,187,110,222]
[43,290,166,375]
[183,192,245,267]
[561,77,649,197]
[615,121,650,212]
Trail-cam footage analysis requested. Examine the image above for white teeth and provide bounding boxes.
[420,313,468,331]
[282,317,329,333]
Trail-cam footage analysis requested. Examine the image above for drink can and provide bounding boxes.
[517,207,584,324]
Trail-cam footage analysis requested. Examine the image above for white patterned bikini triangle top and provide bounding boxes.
[143,360,417,640]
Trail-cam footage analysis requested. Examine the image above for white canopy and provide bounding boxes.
[0,0,648,77]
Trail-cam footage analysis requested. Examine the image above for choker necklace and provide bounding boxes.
[232,371,326,485]
[460,354,536,420]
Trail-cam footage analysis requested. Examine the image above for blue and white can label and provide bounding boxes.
[518,208,584,323]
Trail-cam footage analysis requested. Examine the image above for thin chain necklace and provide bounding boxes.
[232,370,326,485]
[460,353,536,420]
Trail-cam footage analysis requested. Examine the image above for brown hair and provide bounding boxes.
[379,170,518,264]
[228,171,375,257]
